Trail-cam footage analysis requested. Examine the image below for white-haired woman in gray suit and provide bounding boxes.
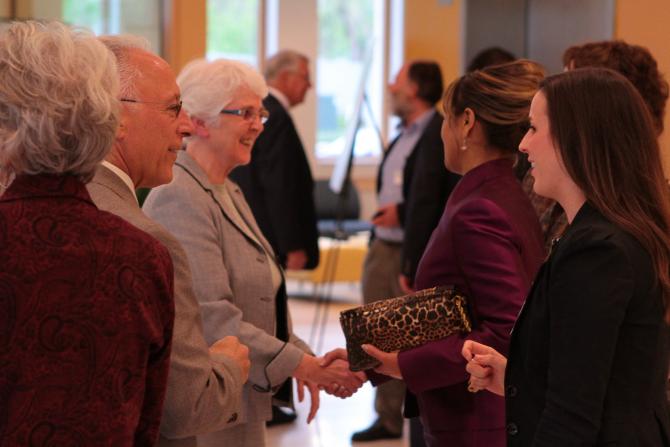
[143,58,364,447]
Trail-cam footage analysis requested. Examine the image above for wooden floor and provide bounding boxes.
[267,282,409,447]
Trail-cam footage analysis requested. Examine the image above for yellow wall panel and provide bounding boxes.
[164,0,206,73]
[404,0,462,85]
[616,0,670,174]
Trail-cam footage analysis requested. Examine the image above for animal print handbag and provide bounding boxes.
[339,286,472,371]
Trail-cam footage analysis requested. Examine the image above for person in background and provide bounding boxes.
[563,40,668,134]
[466,46,516,72]
[465,67,670,446]
[398,64,463,297]
[357,60,546,446]
[88,36,251,447]
[0,21,174,446]
[526,40,669,249]
[352,60,461,443]
[230,49,319,273]
[144,58,365,447]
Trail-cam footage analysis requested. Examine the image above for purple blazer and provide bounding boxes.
[399,158,545,447]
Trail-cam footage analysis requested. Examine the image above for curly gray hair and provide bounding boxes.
[0,20,119,183]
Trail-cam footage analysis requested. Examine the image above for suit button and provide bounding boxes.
[227,413,238,423]
[507,422,519,436]
[506,385,518,397]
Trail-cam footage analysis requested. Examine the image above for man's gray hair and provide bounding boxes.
[98,34,152,98]
[178,58,268,126]
[0,20,119,183]
[264,50,309,81]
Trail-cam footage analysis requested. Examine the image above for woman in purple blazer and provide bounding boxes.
[362,60,546,446]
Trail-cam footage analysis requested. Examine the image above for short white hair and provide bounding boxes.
[0,20,119,182]
[264,50,309,81]
[98,34,152,98]
[177,58,268,125]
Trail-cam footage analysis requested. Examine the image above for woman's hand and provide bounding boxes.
[362,344,402,379]
[319,348,368,398]
[398,274,414,294]
[293,354,365,398]
[296,379,320,423]
[461,340,507,396]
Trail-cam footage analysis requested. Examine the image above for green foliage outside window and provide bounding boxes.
[62,0,103,33]
[207,0,258,57]
[318,0,373,62]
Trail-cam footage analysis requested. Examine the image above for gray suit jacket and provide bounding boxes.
[143,151,310,426]
[88,165,244,447]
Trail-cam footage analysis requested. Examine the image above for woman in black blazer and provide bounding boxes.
[463,68,670,446]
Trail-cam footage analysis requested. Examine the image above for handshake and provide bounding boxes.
[210,337,368,423]
[211,338,367,397]
[294,348,367,399]
[290,348,368,423]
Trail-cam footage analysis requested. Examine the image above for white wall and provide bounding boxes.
[273,0,379,219]
[527,0,614,73]
[270,0,319,177]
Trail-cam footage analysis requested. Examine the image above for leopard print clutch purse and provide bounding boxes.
[339,286,471,371]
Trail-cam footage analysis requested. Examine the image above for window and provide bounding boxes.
[62,0,104,34]
[207,0,260,66]
[315,0,386,161]
[60,0,162,54]
[314,0,404,164]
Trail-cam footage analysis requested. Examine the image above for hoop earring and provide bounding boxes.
[460,138,468,151]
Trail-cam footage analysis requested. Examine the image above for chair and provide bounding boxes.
[314,179,371,238]
[289,179,371,352]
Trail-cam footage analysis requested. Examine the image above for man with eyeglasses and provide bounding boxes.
[230,50,319,276]
[87,36,250,447]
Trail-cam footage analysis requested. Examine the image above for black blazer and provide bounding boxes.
[375,111,460,281]
[230,93,319,269]
[505,202,670,446]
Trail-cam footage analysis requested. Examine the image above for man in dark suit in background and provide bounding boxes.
[230,50,319,272]
[352,60,460,443]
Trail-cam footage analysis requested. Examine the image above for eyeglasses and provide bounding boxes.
[120,98,183,119]
[220,107,269,124]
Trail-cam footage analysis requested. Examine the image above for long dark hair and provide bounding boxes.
[542,67,670,320]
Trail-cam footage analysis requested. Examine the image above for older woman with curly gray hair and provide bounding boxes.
[0,21,175,446]
[144,58,365,447]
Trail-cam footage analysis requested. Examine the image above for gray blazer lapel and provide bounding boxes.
[175,153,267,254]
[224,180,278,260]
[93,165,139,208]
